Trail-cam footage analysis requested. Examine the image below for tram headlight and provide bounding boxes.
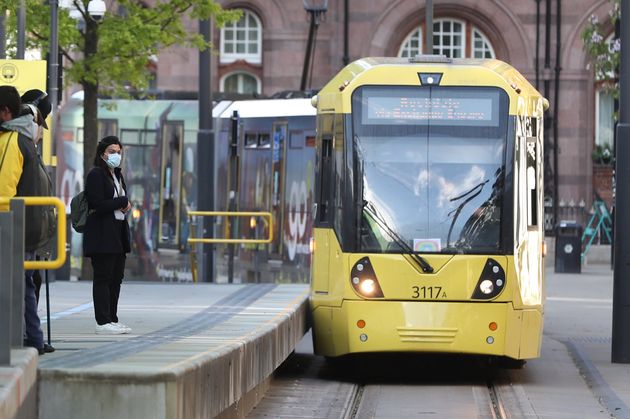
[350,257,384,298]
[479,280,494,294]
[360,279,376,294]
[471,258,506,300]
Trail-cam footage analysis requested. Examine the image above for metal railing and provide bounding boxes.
[187,211,273,244]
[187,211,273,283]
[0,196,67,365]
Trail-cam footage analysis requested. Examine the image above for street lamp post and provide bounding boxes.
[612,0,630,364]
[300,0,328,91]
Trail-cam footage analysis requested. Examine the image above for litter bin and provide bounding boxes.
[555,221,582,273]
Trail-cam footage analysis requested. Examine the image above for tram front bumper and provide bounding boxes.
[312,300,542,359]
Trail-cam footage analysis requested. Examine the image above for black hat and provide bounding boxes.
[21,89,51,129]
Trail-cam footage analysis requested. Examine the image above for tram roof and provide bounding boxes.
[318,57,548,116]
[216,98,316,119]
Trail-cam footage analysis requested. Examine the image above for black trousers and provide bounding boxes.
[91,253,126,325]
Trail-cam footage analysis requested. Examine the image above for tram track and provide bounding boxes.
[342,384,365,419]
[342,378,512,418]
[486,379,507,419]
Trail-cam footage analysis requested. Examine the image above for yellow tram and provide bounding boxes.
[309,56,548,361]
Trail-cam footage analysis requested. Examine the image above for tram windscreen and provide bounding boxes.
[352,86,509,254]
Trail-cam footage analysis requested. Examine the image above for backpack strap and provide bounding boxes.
[0,131,15,174]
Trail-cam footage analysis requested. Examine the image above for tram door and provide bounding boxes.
[158,121,184,249]
[271,122,288,256]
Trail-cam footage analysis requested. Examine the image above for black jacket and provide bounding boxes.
[82,166,131,256]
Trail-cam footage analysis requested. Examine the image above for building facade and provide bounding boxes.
[152,0,617,230]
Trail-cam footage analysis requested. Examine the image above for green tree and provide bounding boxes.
[0,0,240,176]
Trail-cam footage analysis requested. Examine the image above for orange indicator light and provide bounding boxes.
[489,322,498,331]
[357,320,366,329]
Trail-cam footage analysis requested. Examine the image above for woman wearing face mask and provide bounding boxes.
[84,135,132,335]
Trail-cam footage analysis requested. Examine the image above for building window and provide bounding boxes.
[398,30,422,58]
[593,33,617,151]
[398,19,495,59]
[432,19,465,58]
[220,10,262,64]
[596,90,614,148]
[473,29,495,58]
[221,72,261,94]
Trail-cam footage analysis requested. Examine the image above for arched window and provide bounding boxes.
[432,19,465,58]
[220,10,262,64]
[398,30,422,58]
[398,19,495,59]
[595,34,617,149]
[221,72,261,94]
[472,29,495,58]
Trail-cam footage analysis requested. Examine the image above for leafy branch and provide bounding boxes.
[581,0,620,99]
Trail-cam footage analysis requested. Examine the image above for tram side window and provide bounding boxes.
[245,133,258,148]
[333,114,345,241]
[526,136,538,227]
[258,133,271,148]
[319,135,333,222]
[98,119,118,138]
[317,114,335,224]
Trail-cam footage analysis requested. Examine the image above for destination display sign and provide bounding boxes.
[365,96,495,125]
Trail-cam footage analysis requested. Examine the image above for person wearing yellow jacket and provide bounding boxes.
[0,86,23,208]
[0,86,55,354]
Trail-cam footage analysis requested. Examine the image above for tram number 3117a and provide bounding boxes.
[411,286,446,300]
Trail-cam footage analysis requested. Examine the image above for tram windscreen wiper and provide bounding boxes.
[445,179,489,248]
[363,200,434,274]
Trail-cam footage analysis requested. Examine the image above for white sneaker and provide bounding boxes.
[95,323,127,335]
[112,322,132,333]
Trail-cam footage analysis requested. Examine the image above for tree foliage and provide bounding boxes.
[581,0,620,96]
[0,0,240,97]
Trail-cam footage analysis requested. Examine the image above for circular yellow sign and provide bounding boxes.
[0,63,19,83]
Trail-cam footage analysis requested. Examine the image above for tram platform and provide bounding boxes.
[4,263,630,418]
[1,280,309,419]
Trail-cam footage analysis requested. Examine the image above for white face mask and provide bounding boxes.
[104,152,122,168]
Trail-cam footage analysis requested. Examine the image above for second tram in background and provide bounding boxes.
[57,94,316,282]
[309,56,548,363]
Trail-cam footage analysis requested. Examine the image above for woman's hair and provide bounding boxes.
[93,135,123,170]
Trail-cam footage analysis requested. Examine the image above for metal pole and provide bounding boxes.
[10,200,24,348]
[0,11,6,59]
[612,0,630,363]
[552,0,561,235]
[343,0,349,65]
[45,264,51,346]
[197,18,215,282]
[49,0,60,118]
[535,0,541,89]
[0,218,12,365]
[300,12,316,91]
[17,0,25,58]
[228,110,239,283]
[425,0,433,54]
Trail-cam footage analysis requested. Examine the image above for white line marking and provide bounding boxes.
[41,302,93,324]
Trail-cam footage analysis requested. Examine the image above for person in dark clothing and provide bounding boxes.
[0,87,55,355]
[22,90,55,353]
[83,136,132,334]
